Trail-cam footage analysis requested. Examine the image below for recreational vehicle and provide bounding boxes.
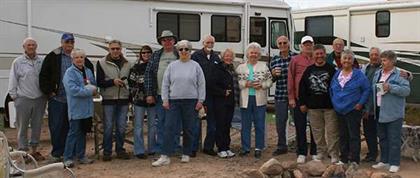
[0,0,295,107]
[292,0,420,103]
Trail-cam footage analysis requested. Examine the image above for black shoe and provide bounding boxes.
[103,155,112,162]
[148,152,156,156]
[135,154,147,159]
[254,150,262,159]
[191,151,197,158]
[361,156,376,162]
[203,149,217,156]
[117,151,130,160]
[272,148,288,156]
[239,150,250,157]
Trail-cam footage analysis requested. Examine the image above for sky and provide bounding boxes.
[285,0,386,10]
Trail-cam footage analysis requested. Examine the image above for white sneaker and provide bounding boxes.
[372,162,390,169]
[335,161,345,165]
[152,155,170,167]
[331,156,339,164]
[297,155,306,164]
[312,154,322,161]
[181,155,190,163]
[389,165,400,173]
[226,150,235,157]
[218,151,228,158]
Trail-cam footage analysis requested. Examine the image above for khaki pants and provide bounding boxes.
[308,109,339,158]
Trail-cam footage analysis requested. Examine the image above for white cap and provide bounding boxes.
[301,36,314,44]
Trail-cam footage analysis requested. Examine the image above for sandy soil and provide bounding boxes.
[3,119,420,178]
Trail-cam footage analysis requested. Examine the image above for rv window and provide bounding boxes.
[211,15,241,42]
[294,31,305,51]
[157,13,200,41]
[376,11,390,37]
[305,16,333,37]
[250,17,266,47]
[270,21,287,49]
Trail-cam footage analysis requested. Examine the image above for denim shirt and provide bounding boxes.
[371,68,410,123]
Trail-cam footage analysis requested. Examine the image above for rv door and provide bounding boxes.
[269,19,288,59]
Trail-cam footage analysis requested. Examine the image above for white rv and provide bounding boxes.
[292,0,420,103]
[0,0,295,107]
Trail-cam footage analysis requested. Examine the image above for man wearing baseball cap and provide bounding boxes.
[39,33,94,162]
[287,35,317,163]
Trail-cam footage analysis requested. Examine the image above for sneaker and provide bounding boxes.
[372,162,390,170]
[389,165,400,173]
[191,151,197,158]
[48,155,62,163]
[239,150,250,157]
[63,160,75,168]
[218,151,228,158]
[181,155,190,163]
[79,157,94,164]
[312,154,322,161]
[226,150,235,157]
[102,155,112,162]
[335,161,345,165]
[254,150,262,159]
[297,155,306,164]
[148,152,156,156]
[362,155,376,162]
[135,154,147,159]
[272,148,288,156]
[31,152,45,161]
[152,155,170,167]
[203,149,217,156]
[117,151,130,160]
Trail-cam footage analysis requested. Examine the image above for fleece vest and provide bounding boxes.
[98,57,131,100]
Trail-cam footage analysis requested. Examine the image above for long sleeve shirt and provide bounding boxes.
[287,54,314,100]
[161,60,206,102]
[8,54,44,99]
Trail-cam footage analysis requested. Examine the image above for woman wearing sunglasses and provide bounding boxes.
[128,45,158,159]
[152,40,205,166]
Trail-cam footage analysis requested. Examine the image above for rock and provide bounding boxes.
[280,160,297,170]
[345,162,359,178]
[282,171,292,178]
[303,160,327,176]
[269,175,282,178]
[241,169,267,178]
[259,158,284,175]
[351,169,370,178]
[322,164,337,178]
[384,174,402,178]
[370,172,388,178]
[293,169,307,178]
[333,164,346,177]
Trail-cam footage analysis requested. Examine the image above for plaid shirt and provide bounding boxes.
[144,47,179,96]
[269,51,295,101]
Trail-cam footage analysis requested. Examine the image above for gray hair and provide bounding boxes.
[108,39,122,46]
[22,37,37,46]
[221,48,235,59]
[341,49,355,62]
[246,42,262,58]
[380,50,397,64]
[202,35,215,43]
[176,40,192,50]
[369,47,381,55]
[71,48,86,58]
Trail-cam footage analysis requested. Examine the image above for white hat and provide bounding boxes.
[301,36,314,44]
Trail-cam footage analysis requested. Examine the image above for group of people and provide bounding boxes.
[8,29,411,173]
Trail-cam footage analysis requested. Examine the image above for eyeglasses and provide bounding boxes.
[178,48,189,52]
[141,51,152,54]
[278,42,288,45]
[110,47,121,51]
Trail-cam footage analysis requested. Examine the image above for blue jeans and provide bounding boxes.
[162,99,197,156]
[64,119,87,161]
[378,118,403,166]
[155,96,181,153]
[102,104,128,155]
[275,100,289,150]
[133,105,158,155]
[48,99,69,157]
[240,96,266,151]
[203,96,217,151]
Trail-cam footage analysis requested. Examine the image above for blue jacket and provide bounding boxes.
[330,69,371,115]
[371,68,410,123]
[63,65,96,120]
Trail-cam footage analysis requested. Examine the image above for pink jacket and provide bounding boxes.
[287,54,314,100]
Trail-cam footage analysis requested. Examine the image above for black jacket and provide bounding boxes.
[208,62,235,105]
[39,47,94,96]
[191,48,221,97]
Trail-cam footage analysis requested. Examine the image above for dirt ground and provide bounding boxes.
[3,118,420,178]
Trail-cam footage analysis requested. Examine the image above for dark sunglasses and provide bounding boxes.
[178,48,189,52]
[141,51,152,54]
[110,47,121,51]
[278,42,288,45]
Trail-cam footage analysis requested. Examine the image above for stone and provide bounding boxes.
[322,164,337,178]
[241,169,267,178]
[333,164,346,177]
[282,171,292,178]
[269,175,282,178]
[280,160,297,170]
[370,172,388,178]
[384,174,402,178]
[351,169,370,178]
[345,162,359,178]
[303,160,327,176]
[259,158,284,175]
[293,169,307,178]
